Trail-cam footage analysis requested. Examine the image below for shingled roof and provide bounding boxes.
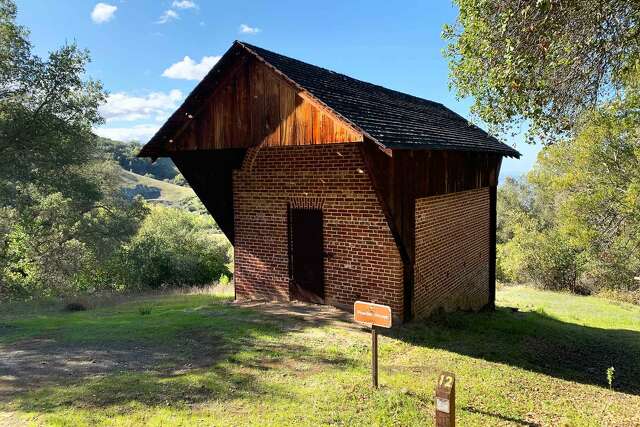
[141,41,520,158]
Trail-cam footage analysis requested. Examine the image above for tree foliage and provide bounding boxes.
[0,0,127,298]
[112,206,232,291]
[0,4,105,201]
[0,0,231,300]
[447,0,640,297]
[498,103,640,293]
[444,0,640,141]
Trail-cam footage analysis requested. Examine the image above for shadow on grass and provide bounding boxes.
[392,307,640,395]
[15,364,271,413]
[0,299,355,412]
[463,406,542,427]
[5,296,638,416]
[14,342,355,413]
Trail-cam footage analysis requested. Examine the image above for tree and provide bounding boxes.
[0,0,146,299]
[443,0,640,142]
[0,0,231,300]
[0,0,106,203]
[496,176,539,245]
[497,104,640,293]
[529,104,640,290]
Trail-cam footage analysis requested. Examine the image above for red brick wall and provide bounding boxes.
[233,143,404,317]
[413,188,491,319]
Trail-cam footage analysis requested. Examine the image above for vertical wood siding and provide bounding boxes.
[360,140,501,318]
[167,56,362,152]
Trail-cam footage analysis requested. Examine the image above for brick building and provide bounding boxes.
[139,41,519,322]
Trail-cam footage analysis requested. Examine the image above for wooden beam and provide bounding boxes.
[488,184,497,310]
[359,140,413,320]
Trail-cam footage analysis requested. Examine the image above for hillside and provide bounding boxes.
[118,169,210,215]
[97,137,180,183]
[119,169,194,204]
[96,137,207,212]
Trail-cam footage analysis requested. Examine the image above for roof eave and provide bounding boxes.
[384,142,520,158]
[138,42,250,158]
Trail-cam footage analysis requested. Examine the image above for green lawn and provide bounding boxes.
[1,286,639,426]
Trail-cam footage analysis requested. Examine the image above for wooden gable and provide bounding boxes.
[165,54,363,152]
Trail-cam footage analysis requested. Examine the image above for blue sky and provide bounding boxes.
[16,0,539,177]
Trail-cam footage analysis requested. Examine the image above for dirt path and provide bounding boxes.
[233,300,356,328]
[0,338,180,400]
[0,300,357,404]
[0,410,26,427]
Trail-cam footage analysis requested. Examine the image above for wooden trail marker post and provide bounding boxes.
[353,301,392,388]
[435,371,455,427]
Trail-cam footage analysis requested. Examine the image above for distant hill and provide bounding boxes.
[98,137,207,213]
[98,137,182,183]
[118,169,207,214]
[119,169,192,202]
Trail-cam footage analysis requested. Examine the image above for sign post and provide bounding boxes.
[371,326,378,388]
[353,301,392,388]
[435,371,455,427]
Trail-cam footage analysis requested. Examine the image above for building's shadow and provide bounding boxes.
[389,307,640,395]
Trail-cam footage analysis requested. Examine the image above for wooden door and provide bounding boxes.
[288,208,324,303]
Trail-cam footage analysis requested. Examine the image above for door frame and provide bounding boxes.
[287,204,325,303]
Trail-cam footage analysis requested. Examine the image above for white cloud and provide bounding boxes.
[172,0,197,9]
[91,3,117,24]
[239,24,261,34]
[94,124,160,143]
[162,55,220,80]
[99,90,184,122]
[157,9,179,24]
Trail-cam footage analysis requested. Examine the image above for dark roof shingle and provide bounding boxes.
[239,41,519,158]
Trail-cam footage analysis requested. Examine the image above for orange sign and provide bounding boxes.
[353,301,392,328]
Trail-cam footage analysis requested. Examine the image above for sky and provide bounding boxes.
[15,0,540,177]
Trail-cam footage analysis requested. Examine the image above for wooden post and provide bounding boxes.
[353,301,391,389]
[371,326,378,388]
[436,371,455,427]
[488,184,497,310]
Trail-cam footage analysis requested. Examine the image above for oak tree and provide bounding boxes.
[444,0,640,142]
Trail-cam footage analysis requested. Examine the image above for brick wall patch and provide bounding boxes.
[413,188,491,319]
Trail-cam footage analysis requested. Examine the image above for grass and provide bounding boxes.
[1,286,639,426]
[119,169,194,205]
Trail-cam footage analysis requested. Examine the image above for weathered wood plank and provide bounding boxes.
[165,53,363,152]
[263,66,281,146]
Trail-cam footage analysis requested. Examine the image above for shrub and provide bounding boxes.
[113,205,231,290]
[0,183,148,301]
[500,225,588,292]
[172,173,187,186]
[219,274,230,286]
[64,302,87,312]
[596,288,640,305]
